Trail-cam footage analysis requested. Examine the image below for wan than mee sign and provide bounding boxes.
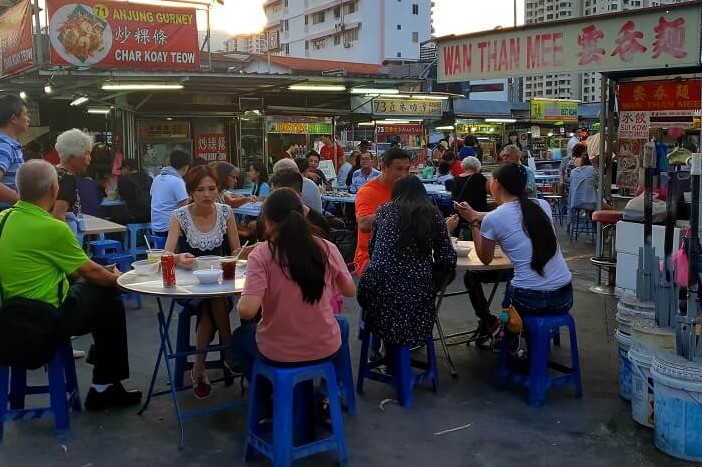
[437,4,701,82]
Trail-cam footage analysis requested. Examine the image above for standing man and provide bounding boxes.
[150,149,190,236]
[320,134,345,174]
[0,95,29,210]
[353,147,411,274]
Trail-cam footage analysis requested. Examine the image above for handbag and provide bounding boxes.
[0,210,63,370]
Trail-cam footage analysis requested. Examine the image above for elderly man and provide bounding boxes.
[272,157,322,213]
[50,129,94,221]
[498,144,537,197]
[0,160,141,411]
[349,151,380,194]
[0,95,29,209]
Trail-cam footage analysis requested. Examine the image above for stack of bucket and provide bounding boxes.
[615,294,655,400]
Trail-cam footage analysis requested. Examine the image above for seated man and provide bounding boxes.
[272,157,322,213]
[0,160,141,411]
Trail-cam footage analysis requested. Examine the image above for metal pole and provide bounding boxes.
[206,8,212,71]
[595,73,607,271]
[33,0,42,64]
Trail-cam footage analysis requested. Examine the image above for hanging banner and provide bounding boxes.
[619,79,701,112]
[266,121,333,134]
[437,4,701,82]
[0,0,35,78]
[618,111,650,139]
[373,98,443,117]
[195,133,228,162]
[530,99,578,123]
[47,0,199,70]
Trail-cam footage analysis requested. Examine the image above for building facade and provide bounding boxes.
[223,33,269,54]
[263,0,432,64]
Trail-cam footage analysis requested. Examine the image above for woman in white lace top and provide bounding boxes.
[164,165,241,399]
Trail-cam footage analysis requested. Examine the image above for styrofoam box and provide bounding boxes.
[615,222,682,257]
[615,252,638,294]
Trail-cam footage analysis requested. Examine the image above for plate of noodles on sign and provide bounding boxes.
[49,3,112,66]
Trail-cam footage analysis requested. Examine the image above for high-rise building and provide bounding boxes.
[524,0,692,103]
[263,0,432,64]
[223,33,269,54]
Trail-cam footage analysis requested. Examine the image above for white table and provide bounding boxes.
[83,214,126,236]
[118,265,245,448]
[233,201,262,218]
[322,193,357,204]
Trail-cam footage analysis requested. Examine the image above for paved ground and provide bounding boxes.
[0,227,695,467]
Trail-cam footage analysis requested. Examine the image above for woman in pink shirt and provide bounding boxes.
[233,188,356,381]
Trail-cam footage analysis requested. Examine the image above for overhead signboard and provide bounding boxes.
[530,98,578,123]
[376,124,423,134]
[266,121,332,134]
[195,133,228,162]
[0,0,34,78]
[618,111,650,139]
[619,79,701,112]
[437,4,701,82]
[47,0,200,70]
[372,98,443,117]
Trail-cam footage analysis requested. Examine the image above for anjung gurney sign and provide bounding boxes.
[437,4,701,82]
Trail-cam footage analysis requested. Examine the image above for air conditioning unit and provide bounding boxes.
[343,43,352,48]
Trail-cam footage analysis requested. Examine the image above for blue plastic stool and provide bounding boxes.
[172,301,226,389]
[0,343,81,442]
[126,223,152,257]
[147,235,167,250]
[243,359,348,467]
[497,313,583,407]
[332,315,356,415]
[89,239,123,257]
[356,328,438,408]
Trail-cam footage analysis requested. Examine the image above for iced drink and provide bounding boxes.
[221,257,237,281]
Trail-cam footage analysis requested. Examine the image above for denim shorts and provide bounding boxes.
[505,282,573,316]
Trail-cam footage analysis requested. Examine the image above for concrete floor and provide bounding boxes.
[0,229,695,467]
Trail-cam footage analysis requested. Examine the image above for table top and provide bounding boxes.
[101,198,125,207]
[424,184,450,196]
[233,202,262,217]
[455,241,513,271]
[118,265,245,298]
[228,188,252,196]
[83,215,126,235]
[322,193,356,204]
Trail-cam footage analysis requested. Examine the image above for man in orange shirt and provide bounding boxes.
[353,147,411,275]
[319,135,345,173]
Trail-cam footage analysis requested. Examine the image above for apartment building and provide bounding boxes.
[223,33,269,54]
[263,0,432,64]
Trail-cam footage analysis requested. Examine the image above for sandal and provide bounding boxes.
[223,358,242,387]
[191,370,213,399]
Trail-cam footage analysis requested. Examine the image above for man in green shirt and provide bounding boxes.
[0,160,141,411]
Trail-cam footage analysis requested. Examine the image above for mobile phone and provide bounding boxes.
[453,201,462,208]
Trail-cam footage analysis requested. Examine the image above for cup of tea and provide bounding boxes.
[220,257,237,281]
[147,249,164,264]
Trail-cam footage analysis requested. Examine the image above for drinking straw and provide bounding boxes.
[234,240,250,261]
[144,235,153,252]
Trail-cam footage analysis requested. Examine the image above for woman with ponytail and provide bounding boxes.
[454,163,572,316]
[232,188,356,381]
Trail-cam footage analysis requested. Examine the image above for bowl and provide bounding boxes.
[195,256,222,271]
[132,259,159,276]
[193,269,222,284]
[455,245,472,256]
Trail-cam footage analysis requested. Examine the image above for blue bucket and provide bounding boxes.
[651,350,702,462]
[615,330,632,401]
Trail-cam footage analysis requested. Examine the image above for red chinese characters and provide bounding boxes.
[577,25,605,66]
[652,17,687,59]
[611,21,647,62]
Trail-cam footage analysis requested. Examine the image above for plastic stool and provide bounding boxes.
[0,343,81,442]
[332,316,356,415]
[569,208,594,242]
[544,195,564,226]
[89,239,123,257]
[243,359,348,467]
[126,223,152,257]
[147,235,167,250]
[356,328,438,408]
[91,253,141,309]
[498,314,582,407]
[172,301,226,388]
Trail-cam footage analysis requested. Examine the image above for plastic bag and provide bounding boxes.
[622,193,667,223]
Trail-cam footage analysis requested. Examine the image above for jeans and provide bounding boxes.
[506,282,573,316]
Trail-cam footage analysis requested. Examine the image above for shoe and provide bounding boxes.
[73,350,86,359]
[191,370,212,399]
[475,316,500,348]
[84,383,142,412]
[85,344,96,365]
[223,358,242,387]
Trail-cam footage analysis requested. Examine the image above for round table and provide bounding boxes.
[118,265,246,448]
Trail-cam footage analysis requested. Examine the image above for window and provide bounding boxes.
[397,52,402,57]
[285,44,290,54]
[312,11,325,24]
[283,19,288,31]
[412,3,419,14]
[344,1,357,14]
[333,6,341,18]
[412,32,419,43]
[304,15,308,25]
[344,28,359,42]
[397,24,401,30]
[305,40,309,50]
[313,38,326,50]
[334,34,341,45]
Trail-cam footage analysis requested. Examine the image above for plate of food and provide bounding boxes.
[49,3,112,66]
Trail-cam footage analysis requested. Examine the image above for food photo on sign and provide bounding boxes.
[47,0,200,69]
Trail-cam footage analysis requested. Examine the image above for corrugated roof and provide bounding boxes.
[246,54,387,76]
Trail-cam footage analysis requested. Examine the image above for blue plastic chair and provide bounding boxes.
[497,313,583,407]
[356,328,438,408]
[126,223,153,257]
[0,343,81,442]
[147,235,167,250]
[90,239,123,257]
[332,316,356,415]
[243,359,348,467]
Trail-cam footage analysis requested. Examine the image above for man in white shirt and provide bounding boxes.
[272,157,323,213]
[150,150,190,235]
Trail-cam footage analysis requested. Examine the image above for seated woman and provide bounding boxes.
[247,161,270,199]
[568,143,598,226]
[232,188,356,382]
[358,176,456,355]
[454,163,573,320]
[451,156,488,237]
[164,165,242,399]
[214,161,256,208]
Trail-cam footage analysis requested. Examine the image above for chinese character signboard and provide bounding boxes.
[530,99,578,123]
[619,79,701,111]
[373,99,443,117]
[195,133,228,161]
[618,111,650,139]
[0,0,34,78]
[138,121,190,141]
[47,0,199,70]
[437,4,701,82]
[376,124,423,135]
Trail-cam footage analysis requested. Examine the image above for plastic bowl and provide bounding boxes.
[132,259,159,276]
[195,255,222,271]
[455,245,472,256]
[193,269,222,284]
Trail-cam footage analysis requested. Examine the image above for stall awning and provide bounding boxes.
[453,99,512,117]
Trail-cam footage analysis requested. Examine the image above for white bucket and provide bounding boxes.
[614,330,632,401]
[616,294,655,336]
[628,324,676,428]
[651,350,702,462]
